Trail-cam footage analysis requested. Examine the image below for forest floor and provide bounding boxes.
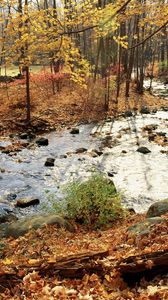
[0,77,167,136]
[0,213,168,299]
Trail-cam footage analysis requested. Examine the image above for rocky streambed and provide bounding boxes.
[0,107,168,222]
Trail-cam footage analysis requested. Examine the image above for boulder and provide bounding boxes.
[75,148,87,154]
[15,197,40,208]
[147,199,168,218]
[88,151,98,158]
[20,133,29,139]
[142,124,158,132]
[36,137,48,146]
[92,149,103,156]
[59,155,67,159]
[128,217,165,235]
[161,106,168,112]
[20,132,36,140]
[44,158,55,167]
[107,171,117,177]
[137,147,151,154]
[6,193,17,201]
[148,134,156,142]
[157,132,166,137]
[70,128,79,134]
[0,203,17,223]
[140,106,150,114]
[124,111,133,117]
[0,214,75,238]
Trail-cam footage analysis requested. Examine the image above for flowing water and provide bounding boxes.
[0,109,168,215]
[144,79,168,100]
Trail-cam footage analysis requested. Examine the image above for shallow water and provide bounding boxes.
[0,111,168,215]
[144,79,168,100]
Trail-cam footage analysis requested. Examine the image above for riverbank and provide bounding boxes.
[0,79,167,137]
[0,209,167,299]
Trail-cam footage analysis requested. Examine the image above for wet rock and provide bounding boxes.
[128,208,136,214]
[157,132,166,137]
[6,193,17,201]
[160,150,168,154]
[137,147,151,154]
[75,148,87,154]
[140,106,150,114]
[93,149,103,156]
[2,149,10,154]
[161,106,168,111]
[70,128,79,134]
[106,117,113,122]
[147,199,168,218]
[36,137,48,146]
[142,124,158,132]
[9,133,17,138]
[152,108,157,114]
[107,171,116,177]
[59,155,67,159]
[15,197,40,208]
[45,158,55,167]
[20,132,29,139]
[20,132,36,140]
[148,134,156,142]
[0,214,75,238]
[163,78,168,85]
[88,151,98,158]
[0,204,17,224]
[128,217,165,234]
[78,158,85,161]
[124,111,133,117]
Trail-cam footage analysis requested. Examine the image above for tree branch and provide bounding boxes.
[128,20,168,50]
[60,0,132,36]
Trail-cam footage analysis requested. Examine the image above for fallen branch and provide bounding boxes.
[0,250,109,282]
[116,249,168,275]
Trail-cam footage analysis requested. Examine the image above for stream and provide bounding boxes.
[0,82,168,217]
[144,79,168,100]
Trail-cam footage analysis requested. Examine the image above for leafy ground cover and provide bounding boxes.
[0,73,167,136]
[0,213,167,299]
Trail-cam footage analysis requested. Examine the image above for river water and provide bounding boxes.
[0,83,168,216]
[144,79,168,100]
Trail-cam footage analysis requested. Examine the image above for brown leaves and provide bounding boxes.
[0,214,167,299]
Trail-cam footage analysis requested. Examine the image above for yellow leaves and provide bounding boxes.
[2,258,13,265]
[28,259,41,265]
[113,36,128,49]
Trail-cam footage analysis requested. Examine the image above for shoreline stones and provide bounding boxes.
[0,214,75,238]
[75,148,87,154]
[45,158,55,167]
[140,106,150,114]
[36,137,48,146]
[147,199,168,218]
[70,128,79,134]
[128,216,165,235]
[137,146,151,154]
[0,203,17,224]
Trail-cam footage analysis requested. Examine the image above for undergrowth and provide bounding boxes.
[45,173,126,228]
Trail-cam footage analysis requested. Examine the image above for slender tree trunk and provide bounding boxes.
[25,66,31,123]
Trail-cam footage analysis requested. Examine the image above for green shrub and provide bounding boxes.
[48,173,126,228]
